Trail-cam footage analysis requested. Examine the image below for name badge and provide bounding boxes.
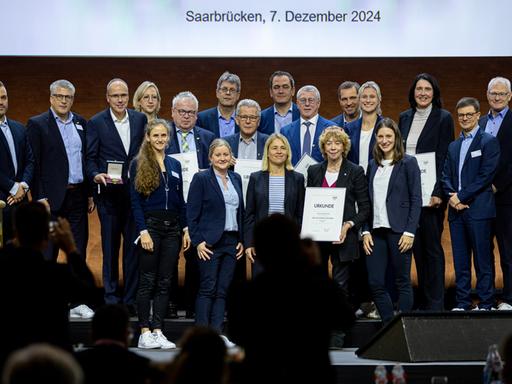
[470,150,482,158]
[171,171,180,179]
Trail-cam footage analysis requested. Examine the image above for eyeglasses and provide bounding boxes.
[52,94,73,102]
[457,112,478,120]
[175,109,196,117]
[108,93,128,100]
[218,87,238,95]
[238,115,259,121]
[488,92,510,98]
[297,97,317,105]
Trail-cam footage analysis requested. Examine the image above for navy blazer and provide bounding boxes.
[0,119,34,201]
[166,123,215,169]
[366,155,422,234]
[224,132,269,160]
[307,160,370,261]
[281,115,337,166]
[399,107,454,199]
[258,103,300,135]
[441,128,500,221]
[244,169,305,246]
[345,115,382,166]
[26,110,89,210]
[85,109,147,182]
[187,167,244,247]
[479,109,512,205]
[197,106,239,138]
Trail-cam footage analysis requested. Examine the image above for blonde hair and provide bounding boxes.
[261,133,294,171]
[133,81,161,120]
[318,126,351,159]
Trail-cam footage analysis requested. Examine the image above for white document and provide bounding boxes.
[301,187,346,242]
[169,152,199,202]
[414,152,436,207]
[234,159,262,205]
[294,153,318,180]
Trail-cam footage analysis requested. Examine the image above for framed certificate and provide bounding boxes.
[169,152,199,202]
[294,153,318,183]
[234,159,262,205]
[301,187,346,242]
[414,152,436,207]
[106,161,124,184]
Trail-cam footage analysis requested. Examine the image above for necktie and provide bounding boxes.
[181,131,190,153]
[1,122,17,174]
[302,121,312,156]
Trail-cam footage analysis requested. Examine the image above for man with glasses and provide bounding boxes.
[479,77,512,310]
[197,71,240,138]
[225,99,268,162]
[331,81,361,128]
[86,78,147,313]
[0,81,34,245]
[442,97,500,311]
[259,71,300,135]
[281,85,336,165]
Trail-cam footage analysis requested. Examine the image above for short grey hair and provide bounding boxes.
[172,91,199,110]
[487,77,511,93]
[297,85,321,101]
[208,138,233,159]
[216,71,241,92]
[236,99,261,116]
[50,79,75,95]
[359,81,382,114]
[106,78,128,93]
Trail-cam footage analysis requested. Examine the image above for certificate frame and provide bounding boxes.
[169,152,199,202]
[234,158,262,205]
[414,152,436,207]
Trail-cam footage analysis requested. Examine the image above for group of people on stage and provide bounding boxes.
[1,69,512,349]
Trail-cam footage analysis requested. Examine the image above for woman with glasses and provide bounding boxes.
[398,73,454,311]
[133,81,161,122]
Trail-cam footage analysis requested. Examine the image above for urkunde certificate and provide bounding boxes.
[234,159,262,205]
[414,152,436,207]
[169,152,199,202]
[301,187,346,242]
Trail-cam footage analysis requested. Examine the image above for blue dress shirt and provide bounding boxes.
[51,110,83,184]
[458,125,480,191]
[485,106,509,137]
[215,172,239,231]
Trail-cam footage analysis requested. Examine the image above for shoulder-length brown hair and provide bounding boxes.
[134,119,170,196]
[372,117,404,166]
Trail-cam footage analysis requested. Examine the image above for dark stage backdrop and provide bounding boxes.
[3,56,510,287]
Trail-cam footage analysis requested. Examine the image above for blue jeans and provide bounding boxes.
[196,231,238,332]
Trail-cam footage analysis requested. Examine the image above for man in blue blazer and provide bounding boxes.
[86,79,147,309]
[442,97,500,311]
[225,99,269,161]
[330,81,361,128]
[0,82,34,244]
[281,85,337,166]
[258,71,300,135]
[197,71,240,138]
[27,80,93,266]
[479,77,512,310]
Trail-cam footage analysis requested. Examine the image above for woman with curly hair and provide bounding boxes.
[130,119,190,349]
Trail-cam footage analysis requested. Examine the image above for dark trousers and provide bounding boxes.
[450,214,494,309]
[412,206,446,310]
[366,228,413,324]
[318,242,351,297]
[494,204,512,304]
[96,185,137,305]
[348,244,372,308]
[44,185,89,262]
[196,232,238,332]
[136,214,181,329]
[1,204,15,246]
[183,247,199,313]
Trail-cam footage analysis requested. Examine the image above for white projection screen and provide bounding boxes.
[2,0,511,57]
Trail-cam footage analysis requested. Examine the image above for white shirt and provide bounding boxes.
[110,109,130,155]
[372,159,394,229]
[299,114,319,155]
[324,170,339,187]
[406,104,432,155]
[359,129,374,173]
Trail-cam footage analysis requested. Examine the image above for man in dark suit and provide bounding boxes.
[166,91,215,318]
[0,81,34,244]
[281,85,337,165]
[442,97,500,311]
[258,71,300,135]
[197,71,240,138]
[479,76,512,310]
[86,78,147,309]
[225,99,269,161]
[331,81,361,128]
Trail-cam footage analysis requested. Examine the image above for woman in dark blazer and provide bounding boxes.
[306,127,370,296]
[398,73,454,311]
[187,138,244,346]
[244,133,305,273]
[362,118,422,324]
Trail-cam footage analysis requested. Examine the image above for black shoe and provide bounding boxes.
[185,310,195,319]
[167,303,179,319]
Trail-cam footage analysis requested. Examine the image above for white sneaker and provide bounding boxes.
[498,302,512,311]
[152,331,176,349]
[451,307,465,311]
[69,304,94,319]
[138,331,160,349]
[220,335,236,348]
